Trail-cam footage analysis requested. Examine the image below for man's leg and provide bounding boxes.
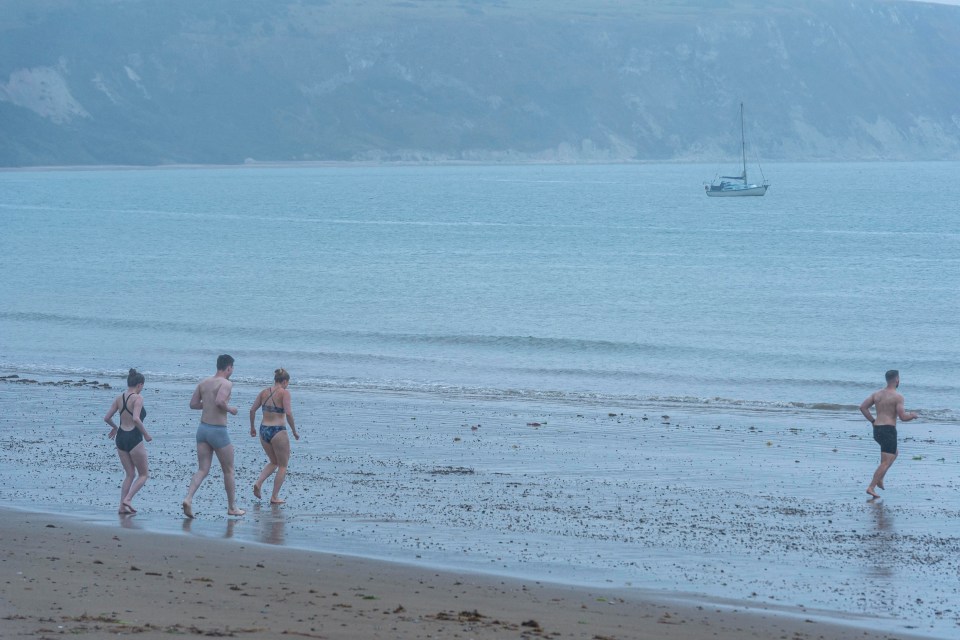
[867,452,897,497]
[215,444,245,516]
[876,451,897,489]
[183,442,214,518]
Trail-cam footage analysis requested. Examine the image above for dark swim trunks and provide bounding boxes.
[873,424,897,454]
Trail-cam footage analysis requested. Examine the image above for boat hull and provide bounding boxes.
[704,184,768,197]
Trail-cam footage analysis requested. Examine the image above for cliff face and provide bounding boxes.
[2,0,959,166]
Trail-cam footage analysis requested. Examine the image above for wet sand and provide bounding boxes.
[0,507,937,640]
[1,375,958,637]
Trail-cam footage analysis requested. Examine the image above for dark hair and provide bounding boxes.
[885,369,899,383]
[274,368,290,383]
[217,354,235,371]
[127,368,145,387]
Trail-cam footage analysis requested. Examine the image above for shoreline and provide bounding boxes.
[0,506,933,640]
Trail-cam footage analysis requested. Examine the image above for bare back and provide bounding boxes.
[872,388,904,425]
[257,386,288,427]
[192,375,233,426]
[115,391,143,431]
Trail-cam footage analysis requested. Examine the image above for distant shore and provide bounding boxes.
[1,507,935,640]
[0,157,700,173]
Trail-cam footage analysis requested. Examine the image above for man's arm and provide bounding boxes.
[896,397,919,422]
[859,394,876,424]
[189,385,203,410]
[216,380,238,415]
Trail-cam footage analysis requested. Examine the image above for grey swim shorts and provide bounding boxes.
[196,421,231,450]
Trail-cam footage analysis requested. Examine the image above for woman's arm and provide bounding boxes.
[103,396,120,438]
[131,395,152,442]
[284,389,299,440]
[249,389,263,436]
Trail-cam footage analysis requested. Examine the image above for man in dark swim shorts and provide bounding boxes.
[872,423,898,455]
[859,370,919,498]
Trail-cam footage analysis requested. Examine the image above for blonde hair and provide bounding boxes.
[274,368,290,383]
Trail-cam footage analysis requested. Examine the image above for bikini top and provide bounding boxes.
[121,393,147,421]
[262,388,285,414]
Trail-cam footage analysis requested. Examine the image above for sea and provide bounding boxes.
[1,161,958,416]
[1,162,958,636]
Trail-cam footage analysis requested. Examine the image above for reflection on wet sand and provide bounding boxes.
[119,513,141,530]
[866,500,894,579]
[181,516,239,539]
[253,503,286,545]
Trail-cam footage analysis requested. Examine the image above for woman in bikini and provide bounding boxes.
[103,368,153,514]
[249,368,299,503]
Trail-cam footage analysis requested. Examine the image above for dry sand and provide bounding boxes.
[1,507,931,640]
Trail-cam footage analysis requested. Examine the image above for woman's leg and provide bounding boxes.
[269,431,292,503]
[122,443,149,509]
[117,449,135,513]
[254,434,279,499]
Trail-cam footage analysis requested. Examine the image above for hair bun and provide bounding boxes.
[126,368,145,387]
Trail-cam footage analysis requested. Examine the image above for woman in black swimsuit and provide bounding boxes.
[249,368,299,503]
[103,368,153,514]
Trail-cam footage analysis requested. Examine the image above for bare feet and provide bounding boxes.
[182,500,194,519]
[122,502,137,513]
[877,480,885,490]
[866,487,880,498]
[253,483,262,499]
[227,508,246,517]
[270,498,286,505]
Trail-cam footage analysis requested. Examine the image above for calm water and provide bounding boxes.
[0,162,957,419]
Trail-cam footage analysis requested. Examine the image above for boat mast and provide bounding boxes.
[740,102,748,184]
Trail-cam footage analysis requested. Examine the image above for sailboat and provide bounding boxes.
[704,102,769,197]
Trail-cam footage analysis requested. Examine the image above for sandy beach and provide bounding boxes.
[2,506,939,640]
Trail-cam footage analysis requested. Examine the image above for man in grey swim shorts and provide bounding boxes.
[182,354,246,517]
[859,369,919,499]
